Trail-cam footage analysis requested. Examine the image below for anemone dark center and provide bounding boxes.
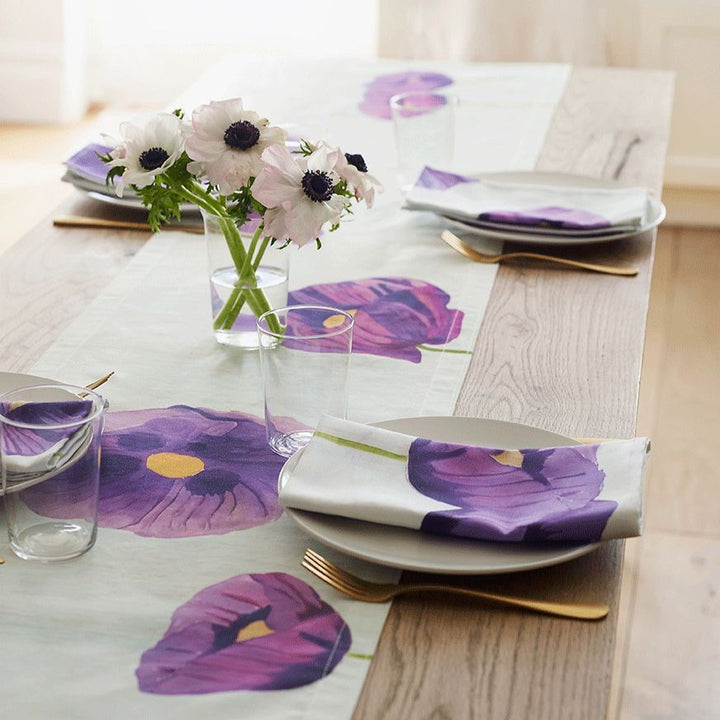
[138,147,169,171]
[344,152,368,173]
[224,120,261,150]
[301,171,334,202]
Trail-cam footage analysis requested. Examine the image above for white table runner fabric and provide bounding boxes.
[2,57,570,720]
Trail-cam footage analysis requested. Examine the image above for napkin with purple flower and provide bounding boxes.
[280,416,649,543]
[0,400,95,483]
[405,167,651,235]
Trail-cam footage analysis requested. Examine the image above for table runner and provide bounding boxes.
[2,59,570,719]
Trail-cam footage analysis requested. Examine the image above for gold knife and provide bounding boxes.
[53,216,204,234]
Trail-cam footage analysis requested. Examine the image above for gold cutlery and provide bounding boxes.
[85,372,115,391]
[77,371,115,398]
[53,216,204,234]
[441,229,639,276]
[302,548,608,621]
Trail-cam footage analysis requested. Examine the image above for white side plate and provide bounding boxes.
[279,415,602,574]
[444,171,666,246]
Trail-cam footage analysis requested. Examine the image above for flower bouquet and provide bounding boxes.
[102,99,381,348]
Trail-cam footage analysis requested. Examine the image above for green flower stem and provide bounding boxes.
[417,344,473,355]
[177,182,283,336]
[313,430,407,461]
[252,236,272,271]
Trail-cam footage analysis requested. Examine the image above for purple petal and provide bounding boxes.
[0,401,94,456]
[409,439,616,542]
[136,572,351,694]
[98,406,285,537]
[416,166,476,191]
[288,277,463,363]
[64,143,114,184]
[479,206,612,230]
[358,71,453,120]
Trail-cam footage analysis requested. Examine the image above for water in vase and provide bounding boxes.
[210,264,289,348]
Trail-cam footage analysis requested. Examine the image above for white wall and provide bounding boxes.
[0,0,88,123]
[0,0,379,122]
[87,1,379,107]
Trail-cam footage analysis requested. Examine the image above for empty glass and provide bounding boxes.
[257,305,354,457]
[390,90,459,191]
[0,383,107,561]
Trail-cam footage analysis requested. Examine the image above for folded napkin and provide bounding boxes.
[0,401,94,484]
[280,416,649,543]
[63,143,114,187]
[404,167,650,231]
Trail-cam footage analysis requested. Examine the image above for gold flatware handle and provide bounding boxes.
[302,548,608,621]
[441,230,638,276]
[380,583,609,620]
[77,371,115,398]
[53,216,204,234]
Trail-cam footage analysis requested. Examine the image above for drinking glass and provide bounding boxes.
[257,305,354,457]
[0,383,107,561]
[390,90,459,191]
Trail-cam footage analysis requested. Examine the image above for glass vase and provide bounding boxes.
[202,210,289,350]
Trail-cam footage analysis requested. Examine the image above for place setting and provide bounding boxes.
[387,88,665,277]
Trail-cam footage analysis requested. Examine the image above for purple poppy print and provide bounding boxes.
[479,206,611,230]
[408,440,618,542]
[136,572,351,694]
[0,400,93,456]
[287,277,463,363]
[98,405,285,538]
[417,166,476,191]
[359,70,453,120]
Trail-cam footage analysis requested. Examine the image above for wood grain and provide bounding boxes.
[0,196,148,371]
[353,67,673,720]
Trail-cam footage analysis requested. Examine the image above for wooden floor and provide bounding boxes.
[1,117,719,720]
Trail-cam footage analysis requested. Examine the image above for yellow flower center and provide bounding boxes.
[235,619,274,643]
[323,308,356,328]
[146,452,205,479]
[492,450,524,468]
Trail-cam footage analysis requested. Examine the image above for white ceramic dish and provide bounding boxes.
[442,171,666,246]
[62,172,199,214]
[279,415,602,575]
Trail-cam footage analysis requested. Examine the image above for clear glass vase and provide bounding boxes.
[202,210,289,350]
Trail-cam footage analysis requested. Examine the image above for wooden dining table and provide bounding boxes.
[0,63,673,719]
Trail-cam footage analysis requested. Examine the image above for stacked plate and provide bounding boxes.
[405,169,666,246]
[62,143,199,213]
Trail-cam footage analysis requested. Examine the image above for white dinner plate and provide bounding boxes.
[279,416,602,575]
[62,172,199,214]
[442,171,666,246]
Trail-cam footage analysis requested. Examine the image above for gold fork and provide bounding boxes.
[441,229,639,276]
[77,371,115,398]
[302,548,608,621]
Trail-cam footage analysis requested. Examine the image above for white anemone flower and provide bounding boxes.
[251,144,348,248]
[104,113,184,197]
[333,149,384,208]
[185,98,286,194]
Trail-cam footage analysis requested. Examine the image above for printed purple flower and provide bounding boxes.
[479,206,611,230]
[288,277,463,363]
[0,400,93,456]
[416,166,476,191]
[136,572,351,694]
[408,440,617,542]
[359,70,453,120]
[98,406,285,537]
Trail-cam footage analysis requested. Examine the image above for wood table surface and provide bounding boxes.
[0,67,674,719]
